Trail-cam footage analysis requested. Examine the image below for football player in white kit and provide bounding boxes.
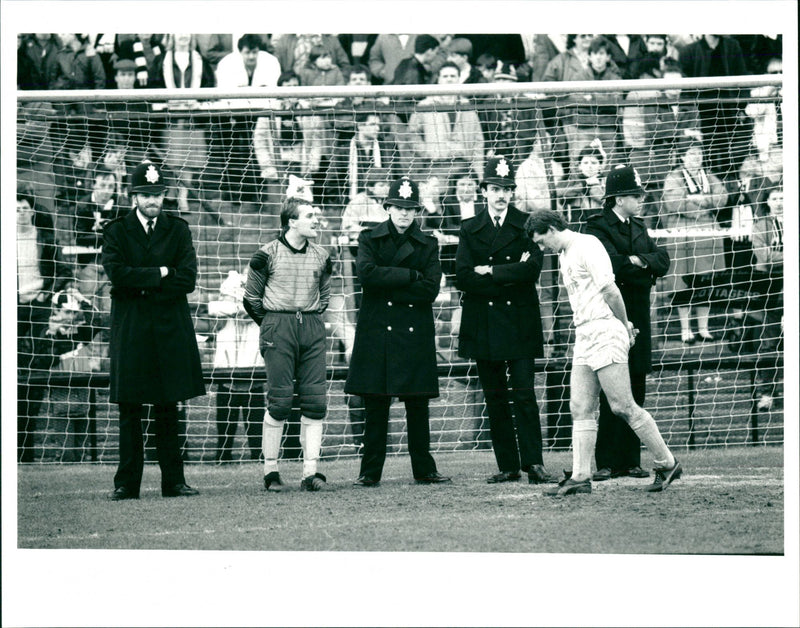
[525,208,682,497]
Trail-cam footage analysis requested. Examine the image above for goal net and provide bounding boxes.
[16,73,784,463]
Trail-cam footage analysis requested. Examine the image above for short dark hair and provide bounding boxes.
[17,184,36,209]
[437,61,460,78]
[308,44,330,64]
[475,53,497,69]
[525,210,568,237]
[355,112,381,125]
[344,63,371,81]
[93,163,117,182]
[237,34,264,52]
[278,70,300,86]
[589,36,612,55]
[280,196,312,228]
[661,57,683,75]
[414,35,439,55]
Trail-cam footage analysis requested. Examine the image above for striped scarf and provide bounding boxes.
[348,137,381,202]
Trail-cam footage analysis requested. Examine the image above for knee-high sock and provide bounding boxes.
[300,416,323,478]
[262,413,284,474]
[626,406,674,468]
[571,419,597,481]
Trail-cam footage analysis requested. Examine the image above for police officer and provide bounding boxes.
[345,176,451,486]
[455,156,554,484]
[102,161,205,500]
[584,165,670,481]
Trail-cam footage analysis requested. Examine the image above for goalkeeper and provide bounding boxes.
[243,195,333,492]
[525,204,682,497]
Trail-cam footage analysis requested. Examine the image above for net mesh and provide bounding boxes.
[16,74,784,463]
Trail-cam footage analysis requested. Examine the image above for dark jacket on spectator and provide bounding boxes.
[391,56,432,85]
[679,36,748,78]
[272,35,349,74]
[47,44,106,90]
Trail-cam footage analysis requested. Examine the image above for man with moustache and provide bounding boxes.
[102,161,205,500]
[455,156,554,485]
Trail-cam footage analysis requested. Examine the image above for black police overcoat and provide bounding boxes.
[102,210,205,403]
[345,220,442,398]
[455,205,545,361]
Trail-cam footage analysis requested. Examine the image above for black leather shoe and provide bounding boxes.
[353,476,380,487]
[593,468,613,481]
[624,466,650,478]
[109,486,139,501]
[415,472,452,484]
[162,483,200,497]
[528,464,556,484]
[487,471,521,484]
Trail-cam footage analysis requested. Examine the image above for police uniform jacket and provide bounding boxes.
[102,210,205,404]
[455,204,545,361]
[345,219,442,399]
[584,208,670,374]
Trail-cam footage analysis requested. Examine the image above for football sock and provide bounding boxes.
[626,406,675,468]
[571,418,597,481]
[262,413,284,475]
[300,416,323,478]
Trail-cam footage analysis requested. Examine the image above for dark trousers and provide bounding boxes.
[216,385,265,461]
[18,383,46,462]
[595,370,646,471]
[476,358,544,473]
[359,395,438,481]
[114,402,185,494]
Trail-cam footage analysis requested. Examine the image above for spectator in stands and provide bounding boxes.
[298,44,345,88]
[479,61,530,164]
[599,34,639,79]
[368,34,417,85]
[750,184,783,412]
[338,34,377,67]
[556,140,607,227]
[47,33,106,90]
[543,33,594,83]
[243,196,334,492]
[107,35,166,88]
[516,34,560,83]
[18,33,60,90]
[253,71,325,219]
[662,135,727,343]
[391,34,439,85]
[73,164,124,264]
[194,34,233,73]
[475,53,498,82]
[746,56,782,162]
[514,125,565,213]
[102,161,205,500]
[212,35,282,206]
[340,167,392,255]
[17,187,73,462]
[446,38,485,84]
[443,171,480,222]
[345,176,452,487]
[585,165,670,482]
[216,33,281,87]
[679,35,749,180]
[17,101,59,218]
[272,34,349,75]
[324,112,395,209]
[455,157,554,485]
[407,62,485,181]
[627,34,668,81]
[560,36,622,170]
[208,269,265,462]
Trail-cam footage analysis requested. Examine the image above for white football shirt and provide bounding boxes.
[559,231,617,327]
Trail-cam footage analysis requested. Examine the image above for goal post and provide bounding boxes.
[16,74,784,463]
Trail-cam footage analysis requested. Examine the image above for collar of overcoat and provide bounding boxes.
[123,208,171,250]
[601,207,647,246]
[465,205,528,254]
[368,219,429,266]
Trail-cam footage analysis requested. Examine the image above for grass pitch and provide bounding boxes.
[17,447,782,554]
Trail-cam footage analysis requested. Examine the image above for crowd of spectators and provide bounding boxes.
[16,33,784,460]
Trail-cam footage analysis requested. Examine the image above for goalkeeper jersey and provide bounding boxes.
[244,236,332,320]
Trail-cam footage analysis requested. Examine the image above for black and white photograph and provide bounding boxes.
[2,1,798,626]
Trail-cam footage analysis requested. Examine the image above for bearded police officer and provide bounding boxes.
[345,176,451,486]
[455,156,554,485]
[584,165,670,481]
[103,161,205,500]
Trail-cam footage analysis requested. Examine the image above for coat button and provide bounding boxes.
[409,327,414,332]
[489,257,494,262]
[387,326,392,331]
[506,255,511,260]
[388,301,392,306]
[507,300,511,305]
[488,301,493,306]
[408,304,413,308]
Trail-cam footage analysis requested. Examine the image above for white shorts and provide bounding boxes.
[573,318,629,372]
